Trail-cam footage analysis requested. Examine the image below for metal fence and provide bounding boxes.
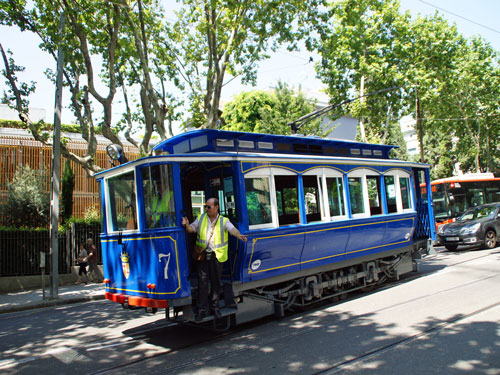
[0,222,101,277]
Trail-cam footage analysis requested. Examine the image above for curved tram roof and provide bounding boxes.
[96,129,428,178]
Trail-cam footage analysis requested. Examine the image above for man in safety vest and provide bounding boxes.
[151,188,173,227]
[182,197,247,321]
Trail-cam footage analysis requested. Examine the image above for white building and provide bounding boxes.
[399,115,419,156]
[0,104,46,123]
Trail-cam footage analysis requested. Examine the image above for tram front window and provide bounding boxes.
[142,164,176,228]
[107,171,137,231]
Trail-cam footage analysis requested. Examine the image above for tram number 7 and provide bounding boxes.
[158,253,171,279]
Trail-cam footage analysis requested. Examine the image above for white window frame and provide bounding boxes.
[104,167,140,234]
[303,168,348,221]
[347,168,382,218]
[384,170,414,213]
[245,167,297,229]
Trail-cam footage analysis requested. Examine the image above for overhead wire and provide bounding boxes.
[417,0,500,35]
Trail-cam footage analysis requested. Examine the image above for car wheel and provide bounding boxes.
[483,230,497,249]
[445,245,458,251]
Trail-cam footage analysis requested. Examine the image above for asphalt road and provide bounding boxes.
[1,246,499,375]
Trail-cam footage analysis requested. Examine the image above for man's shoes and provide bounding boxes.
[195,311,207,322]
[213,309,222,319]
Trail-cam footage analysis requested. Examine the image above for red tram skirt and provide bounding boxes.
[105,292,168,308]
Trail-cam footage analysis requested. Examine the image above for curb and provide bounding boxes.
[0,294,106,315]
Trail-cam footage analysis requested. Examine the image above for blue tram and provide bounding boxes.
[96,129,436,326]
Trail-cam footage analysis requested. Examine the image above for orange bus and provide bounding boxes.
[422,173,500,226]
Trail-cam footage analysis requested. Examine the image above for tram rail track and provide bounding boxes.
[89,248,500,375]
[315,300,500,375]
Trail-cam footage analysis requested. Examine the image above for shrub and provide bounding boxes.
[3,165,50,228]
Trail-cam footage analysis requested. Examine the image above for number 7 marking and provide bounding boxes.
[158,253,171,279]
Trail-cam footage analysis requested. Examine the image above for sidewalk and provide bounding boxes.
[0,282,106,314]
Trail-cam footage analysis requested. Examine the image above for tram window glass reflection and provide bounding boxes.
[326,177,345,217]
[367,176,382,215]
[348,177,365,215]
[191,191,205,217]
[303,175,321,222]
[245,177,272,227]
[275,175,299,226]
[142,164,176,228]
[107,171,137,231]
[400,177,411,210]
[384,175,398,213]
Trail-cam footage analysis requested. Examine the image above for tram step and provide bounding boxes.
[196,307,238,322]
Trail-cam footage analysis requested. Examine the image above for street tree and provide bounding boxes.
[167,0,327,130]
[314,0,409,144]
[222,82,325,136]
[438,37,500,174]
[0,0,179,174]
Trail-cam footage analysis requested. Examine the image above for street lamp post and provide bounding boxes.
[49,12,65,299]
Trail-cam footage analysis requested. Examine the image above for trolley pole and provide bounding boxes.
[49,12,65,299]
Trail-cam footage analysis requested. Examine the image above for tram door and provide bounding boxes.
[181,162,237,223]
[180,162,239,270]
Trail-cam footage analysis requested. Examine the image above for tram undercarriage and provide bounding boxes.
[170,243,426,328]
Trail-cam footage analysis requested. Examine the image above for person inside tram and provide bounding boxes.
[151,182,173,227]
[182,197,248,321]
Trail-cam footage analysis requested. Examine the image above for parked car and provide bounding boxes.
[437,202,500,251]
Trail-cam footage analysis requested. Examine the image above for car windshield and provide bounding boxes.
[458,205,496,221]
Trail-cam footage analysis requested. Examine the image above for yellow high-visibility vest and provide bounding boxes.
[195,213,229,262]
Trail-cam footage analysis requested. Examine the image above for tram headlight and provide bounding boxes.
[106,143,128,165]
[460,223,481,235]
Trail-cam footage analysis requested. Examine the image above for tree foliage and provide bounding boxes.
[315,0,500,174]
[168,0,327,130]
[2,165,49,228]
[222,82,325,136]
[0,0,326,175]
[1,0,181,174]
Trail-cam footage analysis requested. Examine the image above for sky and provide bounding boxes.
[0,0,499,131]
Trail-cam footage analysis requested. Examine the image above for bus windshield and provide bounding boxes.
[425,175,500,224]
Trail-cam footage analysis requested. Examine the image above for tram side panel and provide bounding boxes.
[299,221,350,267]
[102,231,192,303]
[241,227,305,282]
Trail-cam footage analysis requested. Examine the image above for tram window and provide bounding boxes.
[142,164,176,228]
[326,177,345,217]
[384,175,398,213]
[275,175,299,226]
[245,177,272,227]
[348,177,366,215]
[400,177,411,210]
[191,191,205,217]
[107,171,137,231]
[385,171,414,213]
[367,176,382,215]
[303,175,321,222]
